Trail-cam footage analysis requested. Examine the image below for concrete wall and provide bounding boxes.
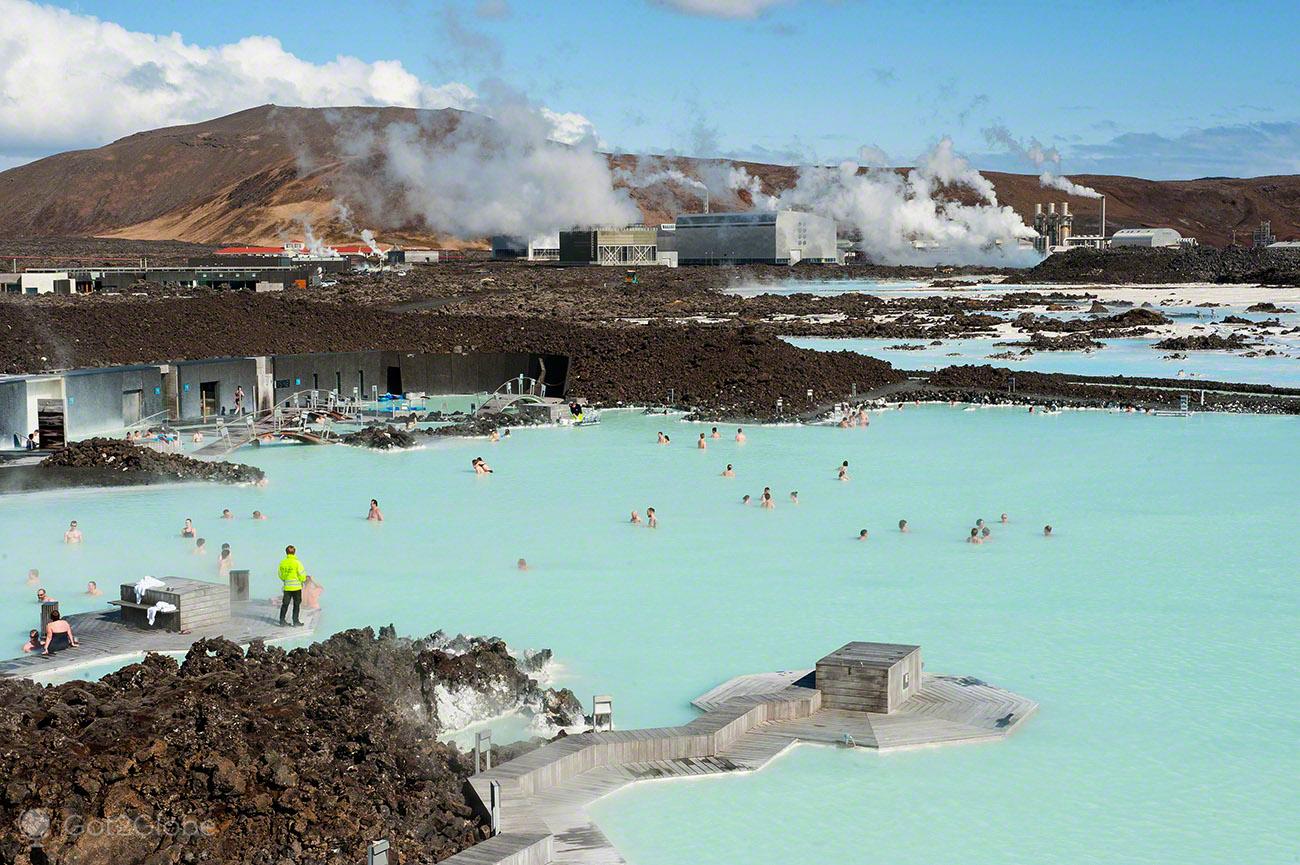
[63,365,166,438]
[271,351,564,403]
[0,379,29,448]
[174,358,260,419]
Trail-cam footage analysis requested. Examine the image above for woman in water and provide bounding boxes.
[1000,513,1009,524]
[1043,525,1053,537]
[789,491,799,504]
[657,431,667,444]
[26,569,39,586]
[968,528,982,545]
[194,538,207,555]
[21,629,41,653]
[367,499,384,521]
[838,461,850,481]
[473,457,493,474]
[710,427,721,439]
[898,519,909,533]
[741,495,751,506]
[302,574,324,610]
[41,610,77,655]
[980,526,992,542]
[735,428,746,443]
[64,521,82,543]
[181,518,196,538]
[722,464,735,477]
[630,510,642,525]
[516,558,529,572]
[217,546,233,578]
[252,510,267,520]
[858,529,869,541]
[761,488,775,509]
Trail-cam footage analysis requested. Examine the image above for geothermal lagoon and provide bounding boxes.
[3,406,1296,864]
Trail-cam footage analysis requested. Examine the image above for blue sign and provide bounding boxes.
[67,396,75,405]
[154,386,161,395]
[183,383,190,392]
[294,377,301,386]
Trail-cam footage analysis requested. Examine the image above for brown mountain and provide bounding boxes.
[0,104,1296,248]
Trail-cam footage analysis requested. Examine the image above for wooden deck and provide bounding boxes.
[443,668,1037,864]
[1,600,321,679]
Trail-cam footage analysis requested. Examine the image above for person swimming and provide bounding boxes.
[722,464,735,477]
[968,528,982,544]
[367,499,384,521]
[630,510,642,525]
[789,491,799,504]
[194,537,207,555]
[975,518,985,529]
[898,519,909,533]
[21,629,40,654]
[1043,524,1053,536]
[697,433,708,449]
[302,574,324,610]
[64,521,82,543]
[252,510,267,520]
[741,494,751,505]
[516,558,529,572]
[646,507,657,528]
[858,529,869,541]
[36,588,49,603]
[489,429,499,443]
[838,417,850,428]
[657,431,667,444]
[735,428,746,443]
[473,457,493,474]
[86,581,102,596]
[838,461,850,481]
[710,427,721,439]
[761,488,774,509]
[981,526,992,541]
[221,509,234,520]
[26,569,39,586]
[181,519,196,538]
[1000,513,1009,524]
[218,546,232,577]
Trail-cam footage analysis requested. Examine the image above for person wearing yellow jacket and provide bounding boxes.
[278,544,308,626]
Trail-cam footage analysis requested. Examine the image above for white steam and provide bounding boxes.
[335,88,637,239]
[984,123,1101,199]
[775,138,1039,265]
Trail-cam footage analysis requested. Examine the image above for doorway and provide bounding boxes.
[122,389,143,426]
[199,381,219,418]
[386,366,403,396]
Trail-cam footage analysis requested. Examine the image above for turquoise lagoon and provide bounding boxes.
[1,408,1296,864]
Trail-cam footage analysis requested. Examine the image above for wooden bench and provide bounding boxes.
[112,578,231,633]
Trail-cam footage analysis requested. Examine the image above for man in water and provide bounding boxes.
[697,433,707,449]
[722,464,735,477]
[761,488,775,509]
[657,431,667,444]
[710,427,721,439]
[858,529,869,541]
[735,428,746,443]
[36,588,50,603]
[898,519,909,533]
[975,518,986,530]
[194,538,207,555]
[789,491,799,504]
[968,528,983,544]
[26,569,40,586]
[64,521,82,543]
[473,457,493,474]
[980,526,992,542]
[367,499,384,521]
[86,581,102,596]
[516,559,529,572]
[838,461,850,481]
[646,507,657,528]
[1000,513,1009,524]
[221,509,234,520]
[277,545,307,627]
[630,510,642,525]
[252,510,267,520]
[1043,525,1053,537]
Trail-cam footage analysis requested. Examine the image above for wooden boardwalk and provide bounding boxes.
[443,669,1037,865]
[1,601,321,679]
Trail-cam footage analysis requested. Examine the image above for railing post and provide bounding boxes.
[366,839,389,865]
[489,780,502,836]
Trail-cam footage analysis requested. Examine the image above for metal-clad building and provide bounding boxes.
[672,211,838,265]
[559,226,659,266]
[1109,228,1185,248]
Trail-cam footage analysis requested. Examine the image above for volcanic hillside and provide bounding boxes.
[0,104,1297,248]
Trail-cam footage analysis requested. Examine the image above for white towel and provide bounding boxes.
[146,601,177,626]
[133,575,165,604]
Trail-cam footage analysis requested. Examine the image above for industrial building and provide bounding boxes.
[559,226,659,266]
[490,235,561,262]
[1109,228,1189,248]
[1,349,569,449]
[671,211,839,265]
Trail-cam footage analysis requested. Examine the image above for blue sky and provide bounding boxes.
[3,0,1298,178]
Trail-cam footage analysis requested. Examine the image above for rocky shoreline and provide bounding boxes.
[0,627,583,865]
[1,439,264,495]
[1005,245,1300,285]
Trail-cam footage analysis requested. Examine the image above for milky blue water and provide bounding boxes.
[2,408,1296,864]
[786,336,1300,386]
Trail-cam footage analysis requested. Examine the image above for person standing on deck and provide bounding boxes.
[278,545,307,627]
[234,386,245,415]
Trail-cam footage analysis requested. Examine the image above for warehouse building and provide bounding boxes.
[672,211,839,265]
[559,226,659,266]
[490,234,561,262]
[1109,228,1189,248]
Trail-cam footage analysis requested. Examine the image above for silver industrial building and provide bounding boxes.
[1109,228,1188,248]
[671,211,839,265]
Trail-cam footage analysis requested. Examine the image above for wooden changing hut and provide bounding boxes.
[109,577,231,633]
[815,641,922,713]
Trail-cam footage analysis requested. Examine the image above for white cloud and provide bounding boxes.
[652,0,795,19]
[0,0,545,164]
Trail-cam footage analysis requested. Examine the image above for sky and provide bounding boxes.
[0,0,1297,179]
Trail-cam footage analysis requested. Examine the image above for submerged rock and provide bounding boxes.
[339,423,418,449]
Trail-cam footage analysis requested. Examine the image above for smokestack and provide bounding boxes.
[1100,195,1106,239]
[1048,203,1056,215]
[1061,201,1069,216]
[1035,203,1042,215]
